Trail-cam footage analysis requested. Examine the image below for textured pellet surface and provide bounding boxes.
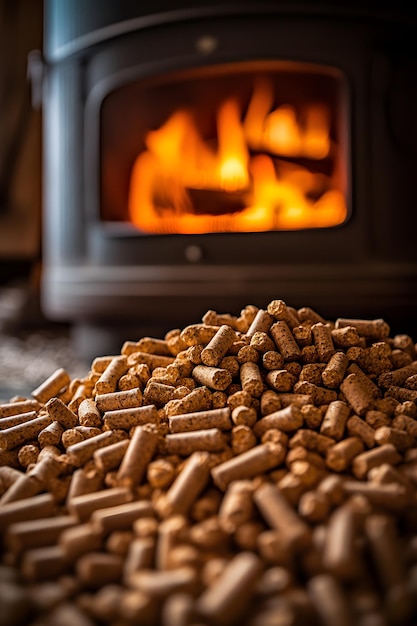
[0,300,417,626]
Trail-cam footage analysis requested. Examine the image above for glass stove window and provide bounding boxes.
[100,61,349,234]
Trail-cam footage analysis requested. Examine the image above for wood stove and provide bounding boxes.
[39,0,417,355]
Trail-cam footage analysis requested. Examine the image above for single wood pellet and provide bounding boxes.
[0,299,417,626]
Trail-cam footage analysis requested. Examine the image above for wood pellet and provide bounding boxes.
[0,298,417,625]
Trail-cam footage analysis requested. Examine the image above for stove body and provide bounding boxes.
[41,0,417,349]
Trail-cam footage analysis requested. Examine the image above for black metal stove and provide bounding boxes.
[38,0,417,356]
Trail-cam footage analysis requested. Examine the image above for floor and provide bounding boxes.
[0,284,88,403]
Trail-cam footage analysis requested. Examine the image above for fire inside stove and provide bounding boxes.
[101,61,349,234]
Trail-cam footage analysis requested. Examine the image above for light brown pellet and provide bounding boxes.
[0,410,38,430]
[21,545,68,582]
[262,350,285,370]
[102,404,159,431]
[164,428,227,456]
[95,387,143,412]
[192,365,232,391]
[308,573,354,626]
[0,413,52,450]
[246,309,274,337]
[0,493,56,532]
[31,368,71,404]
[164,385,212,417]
[77,398,101,428]
[341,373,376,417]
[322,502,363,580]
[66,429,127,467]
[320,400,350,441]
[265,368,296,392]
[45,397,78,429]
[67,486,133,522]
[196,551,264,626]
[94,356,128,395]
[335,318,390,340]
[116,424,159,488]
[200,324,237,367]
[76,552,124,588]
[38,420,65,447]
[159,451,211,517]
[91,500,154,535]
[93,439,129,473]
[59,523,103,562]
[177,324,218,348]
[240,361,264,397]
[346,415,376,448]
[311,322,335,362]
[326,436,365,472]
[270,321,302,362]
[0,400,40,419]
[322,351,348,388]
[168,407,232,433]
[352,443,402,479]
[211,443,286,491]
[6,515,77,556]
[254,482,311,551]
[254,404,303,436]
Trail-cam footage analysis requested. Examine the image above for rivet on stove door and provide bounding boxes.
[185,245,203,263]
[196,35,218,54]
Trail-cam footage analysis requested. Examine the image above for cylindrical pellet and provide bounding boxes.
[322,503,362,580]
[67,486,133,522]
[76,552,124,588]
[93,439,130,473]
[164,428,226,455]
[364,514,407,590]
[94,356,128,394]
[168,407,232,433]
[308,574,354,626]
[6,515,77,556]
[254,404,303,437]
[91,500,154,535]
[254,482,312,552]
[0,410,38,430]
[103,404,159,431]
[340,373,377,416]
[311,323,335,362]
[164,386,212,417]
[352,443,402,479]
[77,398,102,427]
[320,400,350,441]
[240,361,264,397]
[201,325,237,367]
[31,368,71,403]
[326,437,365,472]
[322,352,348,388]
[0,400,40,419]
[161,451,211,517]
[0,492,56,533]
[196,552,264,626]
[95,387,143,412]
[335,318,390,340]
[192,365,232,391]
[0,413,52,450]
[66,429,126,467]
[211,443,286,491]
[270,321,302,361]
[267,299,299,329]
[21,545,69,582]
[45,397,78,428]
[123,537,155,582]
[116,424,159,487]
[59,523,103,561]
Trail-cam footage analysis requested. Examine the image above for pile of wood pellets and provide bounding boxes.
[0,300,417,626]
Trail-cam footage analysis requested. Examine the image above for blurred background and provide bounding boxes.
[0,0,86,399]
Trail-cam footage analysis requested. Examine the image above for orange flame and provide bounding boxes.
[128,78,347,234]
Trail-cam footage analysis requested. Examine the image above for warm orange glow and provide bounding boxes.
[128,77,347,234]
